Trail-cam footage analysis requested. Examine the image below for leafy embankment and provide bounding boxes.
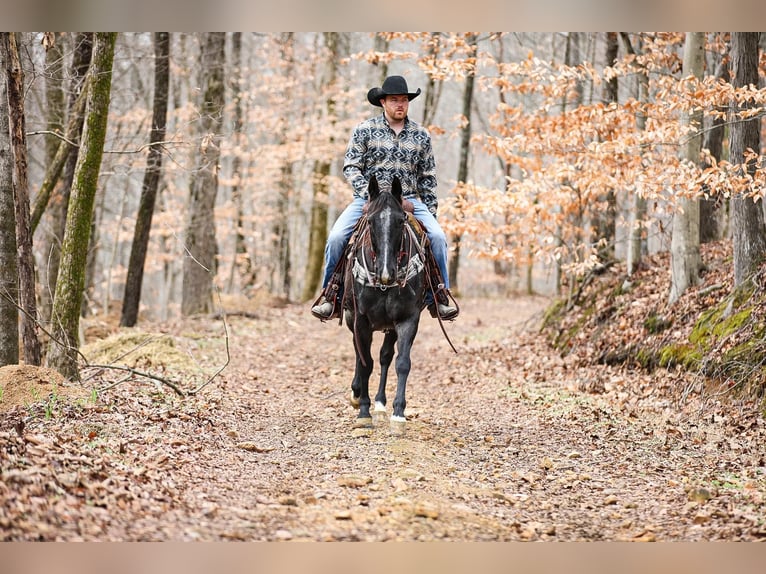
[541,240,766,408]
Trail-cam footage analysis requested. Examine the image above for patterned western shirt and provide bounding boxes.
[342,113,439,216]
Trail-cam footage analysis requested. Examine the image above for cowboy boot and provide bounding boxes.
[428,290,459,320]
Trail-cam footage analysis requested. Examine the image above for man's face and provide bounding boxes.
[381,94,409,121]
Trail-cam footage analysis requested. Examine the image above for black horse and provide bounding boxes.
[343,175,427,431]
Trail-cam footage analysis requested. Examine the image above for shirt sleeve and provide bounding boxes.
[417,132,439,216]
[342,124,368,199]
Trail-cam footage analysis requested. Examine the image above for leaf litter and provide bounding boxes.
[2,279,766,540]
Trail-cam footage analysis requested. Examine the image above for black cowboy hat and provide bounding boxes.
[367,75,421,107]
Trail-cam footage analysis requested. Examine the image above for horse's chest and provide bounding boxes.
[357,290,413,328]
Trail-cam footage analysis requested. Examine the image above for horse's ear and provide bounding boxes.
[368,175,380,201]
[391,177,403,203]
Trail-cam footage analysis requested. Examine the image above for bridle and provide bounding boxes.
[351,204,427,291]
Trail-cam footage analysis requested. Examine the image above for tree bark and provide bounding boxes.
[699,43,729,243]
[621,32,649,277]
[181,32,225,316]
[591,32,619,263]
[0,35,19,366]
[37,32,93,326]
[668,32,704,306]
[421,32,442,127]
[226,32,252,294]
[121,32,171,327]
[46,32,117,380]
[301,32,338,302]
[269,33,294,300]
[730,32,766,288]
[448,33,477,293]
[5,33,41,365]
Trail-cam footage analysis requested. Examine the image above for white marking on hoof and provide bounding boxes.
[350,393,360,408]
[390,415,406,423]
[374,401,387,412]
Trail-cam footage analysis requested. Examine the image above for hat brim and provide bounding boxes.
[367,87,421,107]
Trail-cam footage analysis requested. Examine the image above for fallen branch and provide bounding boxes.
[85,364,186,396]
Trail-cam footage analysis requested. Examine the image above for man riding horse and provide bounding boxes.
[311,75,459,321]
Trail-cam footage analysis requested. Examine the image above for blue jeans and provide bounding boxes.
[321,196,451,293]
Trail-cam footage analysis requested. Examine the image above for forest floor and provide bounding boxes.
[3,257,766,540]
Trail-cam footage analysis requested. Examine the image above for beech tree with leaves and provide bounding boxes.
[668,32,704,306]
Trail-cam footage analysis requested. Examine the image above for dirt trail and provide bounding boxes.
[2,297,765,541]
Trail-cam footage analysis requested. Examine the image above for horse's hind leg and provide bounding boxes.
[374,330,397,414]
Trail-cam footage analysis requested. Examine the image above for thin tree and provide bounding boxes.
[181,32,226,316]
[301,32,339,302]
[226,32,253,293]
[730,32,766,288]
[121,32,171,327]
[668,32,705,305]
[4,32,40,365]
[447,33,477,293]
[270,32,294,300]
[421,32,442,127]
[46,32,117,380]
[0,35,18,366]
[37,32,93,325]
[621,32,650,277]
[699,36,729,244]
[591,32,619,263]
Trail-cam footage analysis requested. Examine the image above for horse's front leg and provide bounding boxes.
[352,321,374,427]
[374,330,397,414]
[391,319,420,424]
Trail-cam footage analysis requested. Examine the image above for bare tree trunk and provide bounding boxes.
[373,33,390,85]
[44,33,66,166]
[181,32,225,316]
[447,33,477,293]
[121,32,170,327]
[421,32,442,127]
[46,32,117,380]
[269,33,294,300]
[226,32,250,294]
[0,36,18,366]
[730,32,766,288]
[4,33,40,365]
[668,32,704,305]
[302,32,339,302]
[700,41,729,243]
[37,32,92,326]
[621,33,649,277]
[591,32,618,263]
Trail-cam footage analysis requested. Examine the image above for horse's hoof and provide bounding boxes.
[353,417,373,429]
[373,401,386,413]
[372,409,388,426]
[350,393,360,408]
[390,416,406,436]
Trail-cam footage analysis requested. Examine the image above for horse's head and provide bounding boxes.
[366,175,407,287]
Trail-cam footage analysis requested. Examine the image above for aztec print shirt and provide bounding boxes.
[342,113,439,216]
